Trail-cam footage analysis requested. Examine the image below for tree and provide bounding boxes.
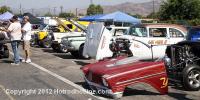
[0,6,11,14]
[44,12,53,17]
[87,4,103,15]
[96,5,103,14]
[59,12,75,18]
[158,0,200,20]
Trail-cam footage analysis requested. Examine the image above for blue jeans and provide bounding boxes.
[11,41,20,64]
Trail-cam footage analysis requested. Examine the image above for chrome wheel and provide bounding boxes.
[188,70,200,88]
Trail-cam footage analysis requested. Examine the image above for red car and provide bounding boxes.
[81,57,168,99]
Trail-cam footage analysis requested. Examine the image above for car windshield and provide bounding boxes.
[39,24,48,30]
[125,26,147,37]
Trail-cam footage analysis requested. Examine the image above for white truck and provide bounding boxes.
[83,23,187,60]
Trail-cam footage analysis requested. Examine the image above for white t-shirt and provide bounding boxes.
[8,22,22,41]
[22,22,32,41]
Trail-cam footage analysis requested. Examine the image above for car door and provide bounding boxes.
[130,27,168,59]
[168,28,185,44]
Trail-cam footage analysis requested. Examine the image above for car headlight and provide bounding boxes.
[102,78,108,87]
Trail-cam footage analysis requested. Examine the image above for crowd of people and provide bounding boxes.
[0,15,32,65]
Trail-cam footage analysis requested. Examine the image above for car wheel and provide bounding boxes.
[41,38,52,48]
[78,44,88,59]
[52,44,60,52]
[183,64,200,91]
[3,48,9,58]
[70,51,79,58]
[60,45,68,53]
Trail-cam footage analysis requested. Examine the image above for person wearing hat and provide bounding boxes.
[4,15,22,65]
[21,16,32,63]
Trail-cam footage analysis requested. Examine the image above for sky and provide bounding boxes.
[0,0,152,9]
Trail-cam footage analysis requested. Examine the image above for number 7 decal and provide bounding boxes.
[160,77,168,88]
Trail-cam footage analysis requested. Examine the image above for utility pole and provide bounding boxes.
[90,0,93,4]
[53,7,57,16]
[153,0,155,19]
[31,8,34,15]
[19,4,21,14]
[75,8,78,17]
[60,6,63,13]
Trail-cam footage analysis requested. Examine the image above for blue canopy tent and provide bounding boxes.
[96,11,141,25]
[0,11,14,21]
[79,14,105,21]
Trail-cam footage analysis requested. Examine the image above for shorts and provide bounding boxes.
[23,41,30,51]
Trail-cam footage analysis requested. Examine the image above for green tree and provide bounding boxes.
[87,4,103,15]
[0,6,11,14]
[96,5,103,14]
[59,12,75,18]
[158,0,200,20]
[44,12,53,17]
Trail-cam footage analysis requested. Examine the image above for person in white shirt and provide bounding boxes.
[4,16,22,65]
[21,16,32,63]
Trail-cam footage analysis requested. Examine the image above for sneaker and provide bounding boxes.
[11,63,20,66]
[25,59,31,63]
[21,59,26,63]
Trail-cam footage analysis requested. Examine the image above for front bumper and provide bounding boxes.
[84,77,123,98]
[60,42,76,51]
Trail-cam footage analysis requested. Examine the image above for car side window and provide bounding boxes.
[114,29,127,36]
[169,28,184,37]
[149,28,167,37]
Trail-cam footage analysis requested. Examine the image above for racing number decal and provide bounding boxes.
[160,77,168,88]
[148,40,167,45]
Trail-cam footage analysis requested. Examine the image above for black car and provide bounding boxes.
[165,39,200,91]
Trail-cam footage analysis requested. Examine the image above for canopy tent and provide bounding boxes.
[79,14,105,21]
[0,12,14,21]
[96,11,141,24]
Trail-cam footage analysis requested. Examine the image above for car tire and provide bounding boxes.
[182,64,200,91]
[3,48,9,58]
[52,44,60,52]
[70,51,79,58]
[78,44,87,59]
[41,38,52,48]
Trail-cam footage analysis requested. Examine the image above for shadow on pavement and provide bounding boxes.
[167,92,193,100]
[123,87,160,97]
[0,59,13,63]
[42,48,56,53]
[53,54,76,59]
[73,61,90,66]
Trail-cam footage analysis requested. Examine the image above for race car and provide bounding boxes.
[83,23,187,60]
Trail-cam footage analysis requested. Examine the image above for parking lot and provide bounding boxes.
[0,45,199,100]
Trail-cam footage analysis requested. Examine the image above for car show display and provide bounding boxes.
[81,22,200,99]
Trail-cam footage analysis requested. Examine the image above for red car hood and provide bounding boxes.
[83,57,164,77]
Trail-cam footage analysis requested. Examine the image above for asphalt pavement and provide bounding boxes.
[0,45,199,100]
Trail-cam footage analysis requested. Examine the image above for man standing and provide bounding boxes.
[22,16,32,63]
[5,16,22,65]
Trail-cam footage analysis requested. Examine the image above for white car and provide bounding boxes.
[60,26,129,58]
[83,23,187,60]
